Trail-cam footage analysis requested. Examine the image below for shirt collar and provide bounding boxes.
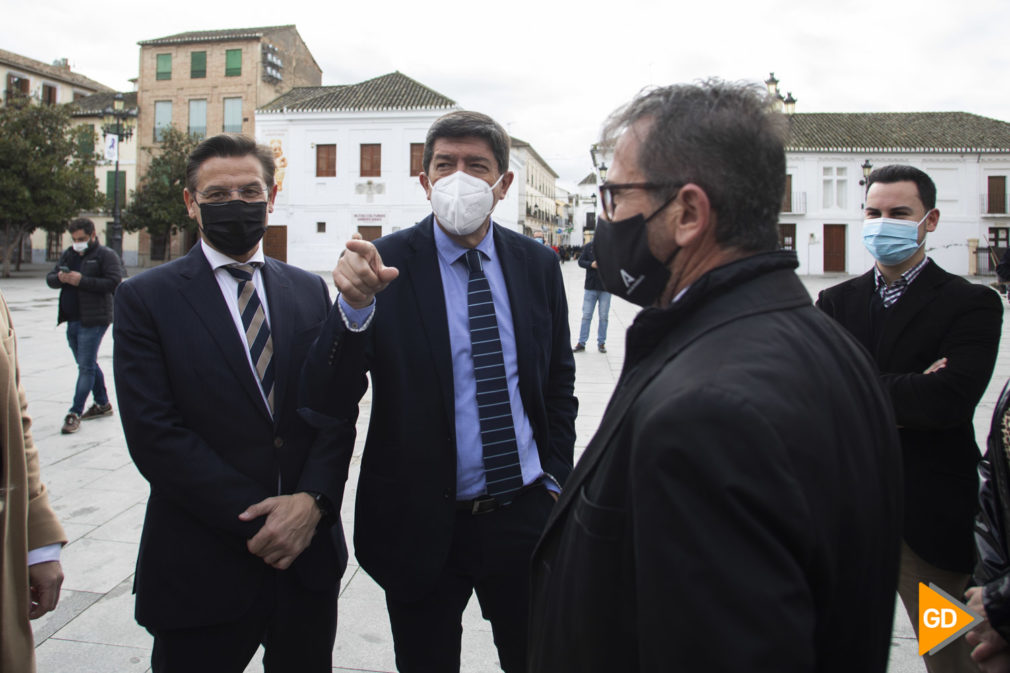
[433,219,496,267]
[200,238,266,271]
[873,255,930,293]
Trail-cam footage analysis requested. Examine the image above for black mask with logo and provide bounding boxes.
[198,200,268,256]
[594,193,679,307]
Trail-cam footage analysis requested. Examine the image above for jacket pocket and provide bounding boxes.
[573,485,624,541]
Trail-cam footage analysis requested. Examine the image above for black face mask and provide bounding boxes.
[198,200,268,256]
[594,194,679,307]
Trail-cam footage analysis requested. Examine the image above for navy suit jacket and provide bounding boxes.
[301,216,577,599]
[114,244,352,630]
[817,260,1003,572]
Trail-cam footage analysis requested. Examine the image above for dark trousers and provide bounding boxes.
[149,569,337,673]
[66,321,109,415]
[385,486,555,673]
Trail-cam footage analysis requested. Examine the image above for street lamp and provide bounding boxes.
[858,159,873,186]
[101,93,137,261]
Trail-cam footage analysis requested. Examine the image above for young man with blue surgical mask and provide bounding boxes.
[818,164,1004,673]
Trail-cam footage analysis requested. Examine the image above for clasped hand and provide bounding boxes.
[239,493,320,570]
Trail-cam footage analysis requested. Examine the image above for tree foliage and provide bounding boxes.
[0,96,101,277]
[122,126,200,238]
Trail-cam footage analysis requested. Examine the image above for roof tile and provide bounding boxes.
[786,112,1010,152]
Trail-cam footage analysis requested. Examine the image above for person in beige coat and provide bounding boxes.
[0,288,67,673]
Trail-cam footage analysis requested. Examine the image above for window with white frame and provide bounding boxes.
[822,166,847,209]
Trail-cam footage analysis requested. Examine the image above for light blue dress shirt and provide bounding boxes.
[339,221,553,499]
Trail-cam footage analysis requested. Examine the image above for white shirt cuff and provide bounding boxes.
[28,543,62,565]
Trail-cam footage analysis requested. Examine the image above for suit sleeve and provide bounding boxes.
[881,286,1003,428]
[630,388,815,672]
[113,280,269,539]
[295,275,357,511]
[298,290,371,449]
[544,258,577,486]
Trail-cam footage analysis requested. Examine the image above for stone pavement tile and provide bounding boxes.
[35,438,101,469]
[40,462,108,500]
[60,538,139,594]
[332,596,398,672]
[62,441,134,472]
[52,578,150,650]
[51,487,146,527]
[86,502,146,544]
[61,522,97,545]
[34,639,150,673]
[86,463,150,494]
[31,589,103,644]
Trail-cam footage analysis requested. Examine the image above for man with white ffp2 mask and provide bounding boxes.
[301,110,576,672]
[818,164,1003,673]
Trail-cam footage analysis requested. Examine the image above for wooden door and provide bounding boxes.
[778,223,796,250]
[263,225,287,262]
[989,176,1007,214]
[823,224,846,272]
[357,226,382,241]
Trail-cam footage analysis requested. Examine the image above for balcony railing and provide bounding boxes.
[981,193,1010,216]
[781,192,807,215]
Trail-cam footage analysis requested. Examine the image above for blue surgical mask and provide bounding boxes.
[862,213,929,266]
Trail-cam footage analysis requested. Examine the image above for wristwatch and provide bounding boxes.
[302,491,334,525]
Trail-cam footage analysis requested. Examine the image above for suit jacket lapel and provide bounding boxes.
[494,226,534,401]
[876,261,944,365]
[262,258,292,422]
[176,246,273,422]
[402,218,455,427]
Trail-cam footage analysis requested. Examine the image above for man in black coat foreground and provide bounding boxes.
[528,80,903,673]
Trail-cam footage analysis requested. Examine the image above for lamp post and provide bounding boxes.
[101,93,136,261]
[856,158,872,208]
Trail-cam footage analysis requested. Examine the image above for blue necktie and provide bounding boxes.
[225,263,274,413]
[463,249,524,503]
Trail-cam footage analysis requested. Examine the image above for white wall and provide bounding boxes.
[782,152,1010,276]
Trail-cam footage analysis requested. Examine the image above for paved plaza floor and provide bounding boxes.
[3,259,1008,672]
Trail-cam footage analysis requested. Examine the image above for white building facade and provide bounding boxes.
[780,112,1010,276]
[256,72,551,270]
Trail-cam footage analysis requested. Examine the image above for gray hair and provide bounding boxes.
[600,79,788,252]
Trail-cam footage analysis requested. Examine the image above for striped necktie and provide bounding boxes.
[463,249,524,503]
[225,263,274,413]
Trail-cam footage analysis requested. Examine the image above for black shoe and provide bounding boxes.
[598,343,607,353]
[572,343,586,352]
[81,402,114,420]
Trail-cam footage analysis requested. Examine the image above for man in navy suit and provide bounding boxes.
[302,110,577,672]
[114,134,351,673]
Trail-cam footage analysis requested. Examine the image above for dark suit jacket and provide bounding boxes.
[529,252,902,672]
[113,245,351,630]
[817,260,1003,572]
[301,216,577,600]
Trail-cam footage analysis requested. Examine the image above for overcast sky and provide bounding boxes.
[6,0,1009,185]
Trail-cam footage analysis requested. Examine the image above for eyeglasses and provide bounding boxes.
[196,185,267,203]
[598,182,681,220]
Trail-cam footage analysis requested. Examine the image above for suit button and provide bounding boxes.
[273,437,284,449]
[442,489,450,499]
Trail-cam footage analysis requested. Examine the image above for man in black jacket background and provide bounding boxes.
[573,239,610,353]
[46,217,123,434]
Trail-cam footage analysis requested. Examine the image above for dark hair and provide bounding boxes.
[600,79,787,252]
[865,165,936,211]
[68,217,95,236]
[185,133,275,194]
[423,111,510,176]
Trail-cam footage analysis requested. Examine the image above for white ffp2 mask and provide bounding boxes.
[430,172,503,236]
